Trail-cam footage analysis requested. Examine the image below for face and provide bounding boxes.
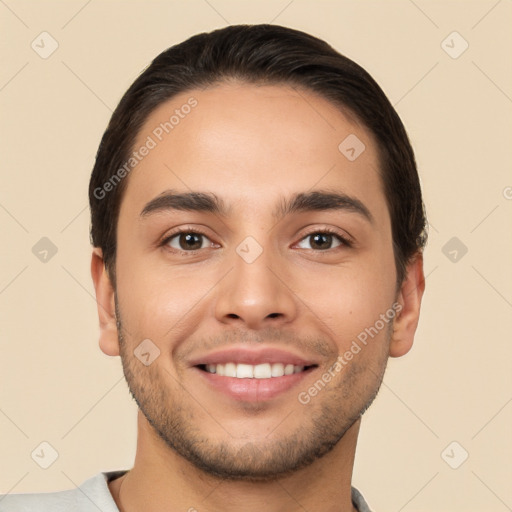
[98,82,412,480]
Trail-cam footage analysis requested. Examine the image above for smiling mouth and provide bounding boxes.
[197,362,318,379]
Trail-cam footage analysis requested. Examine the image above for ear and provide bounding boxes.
[389,252,425,358]
[91,248,120,356]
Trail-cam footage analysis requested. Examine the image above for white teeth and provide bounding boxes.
[236,364,254,379]
[253,363,272,379]
[271,363,284,377]
[224,362,237,377]
[204,362,306,379]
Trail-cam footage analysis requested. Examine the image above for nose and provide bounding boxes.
[214,241,298,330]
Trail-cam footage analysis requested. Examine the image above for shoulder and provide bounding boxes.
[0,486,78,512]
[0,471,127,512]
[351,486,374,512]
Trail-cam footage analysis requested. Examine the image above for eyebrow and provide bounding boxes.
[140,189,373,224]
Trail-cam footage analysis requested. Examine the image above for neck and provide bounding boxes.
[109,411,360,512]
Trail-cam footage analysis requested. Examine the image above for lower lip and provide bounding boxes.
[194,367,315,402]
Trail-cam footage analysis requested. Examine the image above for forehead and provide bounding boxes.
[122,81,386,221]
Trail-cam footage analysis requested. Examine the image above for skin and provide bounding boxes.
[91,82,425,512]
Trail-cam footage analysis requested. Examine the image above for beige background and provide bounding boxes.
[1,1,511,511]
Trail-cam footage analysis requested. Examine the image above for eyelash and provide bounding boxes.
[160,227,353,256]
[301,227,353,249]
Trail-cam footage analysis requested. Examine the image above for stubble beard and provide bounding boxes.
[115,300,390,482]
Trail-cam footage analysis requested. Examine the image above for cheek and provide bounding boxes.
[115,249,215,341]
[314,255,396,353]
[328,292,393,355]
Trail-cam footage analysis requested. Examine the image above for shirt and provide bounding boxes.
[0,470,373,511]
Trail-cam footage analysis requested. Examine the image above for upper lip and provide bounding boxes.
[188,347,319,367]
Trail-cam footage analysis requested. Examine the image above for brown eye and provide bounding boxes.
[165,231,211,251]
[296,230,349,251]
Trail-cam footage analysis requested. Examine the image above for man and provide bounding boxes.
[0,24,426,511]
